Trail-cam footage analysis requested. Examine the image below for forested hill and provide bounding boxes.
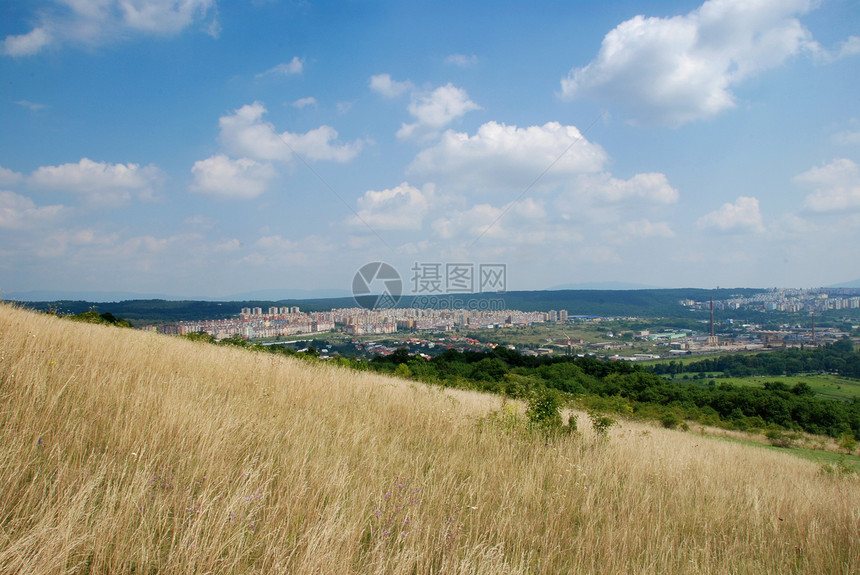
[12,287,764,324]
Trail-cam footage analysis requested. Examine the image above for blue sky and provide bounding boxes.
[1,0,859,299]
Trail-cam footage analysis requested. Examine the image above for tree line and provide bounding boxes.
[649,339,860,379]
[366,344,860,438]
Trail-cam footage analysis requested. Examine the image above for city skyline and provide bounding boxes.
[2,0,859,299]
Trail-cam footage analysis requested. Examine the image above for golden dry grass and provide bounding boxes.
[0,303,857,574]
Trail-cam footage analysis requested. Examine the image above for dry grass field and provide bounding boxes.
[1,303,858,574]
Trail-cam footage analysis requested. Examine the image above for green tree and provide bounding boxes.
[394,363,412,379]
[182,331,215,344]
[839,433,857,454]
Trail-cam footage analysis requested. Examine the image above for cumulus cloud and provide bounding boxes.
[292,97,317,109]
[213,238,241,252]
[369,73,413,98]
[349,182,433,231]
[431,197,551,247]
[28,158,164,206]
[574,172,679,204]
[397,84,480,140]
[837,36,860,59]
[257,57,304,78]
[190,154,277,200]
[796,158,860,212]
[119,0,215,33]
[831,129,860,146]
[408,121,607,192]
[3,0,216,56]
[0,166,24,187]
[3,28,52,56]
[446,53,478,67]
[402,120,677,252]
[370,76,479,140]
[697,196,765,233]
[219,102,364,163]
[611,219,675,243]
[561,0,822,126]
[432,203,505,241]
[254,235,299,252]
[0,191,68,229]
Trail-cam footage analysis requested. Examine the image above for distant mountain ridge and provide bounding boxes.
[550,281,662,290]
[828,279,860,289]
[2,288,352,303]
[11,287,769,325]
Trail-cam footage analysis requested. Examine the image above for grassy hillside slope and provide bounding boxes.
[0,303,857,574]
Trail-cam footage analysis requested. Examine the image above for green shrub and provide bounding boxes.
[588,410,615,438]
[765,429,795,448]
[660,412,682,429]
[68,309,132,328]
[394,363,412,379]
[526,389,564,434]
[838,433,857,455]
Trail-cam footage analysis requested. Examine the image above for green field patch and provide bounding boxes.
[707,432,860,473]
[662,372,860,401]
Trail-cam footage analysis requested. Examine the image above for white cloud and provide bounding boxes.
[431,197,551,247]
[796,158,860,212]
[292,97,317,109]
[219,102,365,163]
[837,36,860,59]
[257,57,304,78]
[241,234,334,267]
[350,182,433,231]
[697,196,765,233]
[371,77,480,140]
[3,27,52,56]
[408,121,607,192]
[0,191,68,229]
[15,100,47,112]
[190,154,277,200]
[770,213,815,240]
[574,172,679,204]
[561,0,821,126]
[397,84,480,140]
[118,0,215,34]
[432,203,504,241]
[831,129,860,146]
[213,238,241,252]
[0,166,24,187]
[28,158,164,206]
[112,232,199,257]
[446,53,478,67]
[183,214,218,228]
[30,228,119,259]
[3,0,216,56]
[369,74,413,98]
[254,235,298,251]
[611,219,675,243]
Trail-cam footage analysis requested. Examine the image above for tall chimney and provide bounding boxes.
[710,297,715,338]
[811,310,815,346]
